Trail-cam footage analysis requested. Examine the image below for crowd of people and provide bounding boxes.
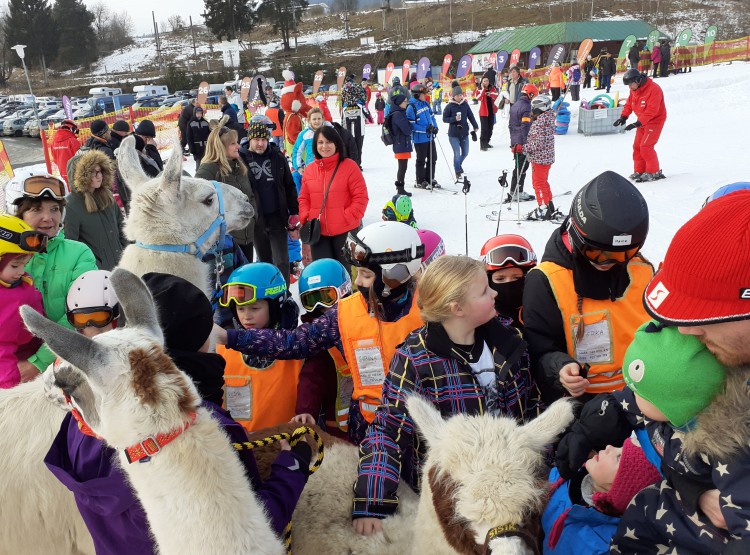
[0,61,746,555]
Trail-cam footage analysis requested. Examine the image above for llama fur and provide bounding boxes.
[116,135,254,296]
[21,269,284,555]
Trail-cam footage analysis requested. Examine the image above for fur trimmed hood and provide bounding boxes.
[683,365,750,460]
[72,149,115,194]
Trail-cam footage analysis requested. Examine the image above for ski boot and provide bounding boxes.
[636,170,665,183]
[629,172,642,181]
[395,181,412,197]
[431,179,442,189]
[527,201,564,222]
[415,180,432,191]
[455,171,463,181]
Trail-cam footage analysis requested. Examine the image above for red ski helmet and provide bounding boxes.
[480,234,537,272]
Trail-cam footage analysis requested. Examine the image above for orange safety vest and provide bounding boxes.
[338,292,424,423]
[327,347,353,432]
[265,107,283,137]
[534,258,653,394]
[218,345,303,433]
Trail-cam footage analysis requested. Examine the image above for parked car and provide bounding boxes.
[3,117,30,137]
[132,96,166,109]
[25,118,52,138]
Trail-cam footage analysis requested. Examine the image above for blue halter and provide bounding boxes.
[135,181,227,259]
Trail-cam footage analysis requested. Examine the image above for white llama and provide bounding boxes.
[116,135,254,296]
[20,268,284,555]
[290,396,574,555]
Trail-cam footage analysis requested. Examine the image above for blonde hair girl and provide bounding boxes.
[201,126,247,178]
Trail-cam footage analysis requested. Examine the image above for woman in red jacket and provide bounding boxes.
[476,76,499,151]
[300,125,369,267]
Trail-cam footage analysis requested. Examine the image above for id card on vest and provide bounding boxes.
[354,344,386,387]
[226,378,252,420]
[572,316,613,364]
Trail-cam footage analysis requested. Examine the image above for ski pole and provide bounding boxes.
[495,170,508,235]
[435,135,456,182]
[462,175,471,255]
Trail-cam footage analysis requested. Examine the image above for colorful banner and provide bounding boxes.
[401,59,411,82]
[385,62,395,83]
[577,39,594,65]
[677,28,693,47]
[336,66,346,91]
[546,43,566,66]
[248,74,266,103]
[440,74,476,95]
[62,96,73,120]
[441,54,452,77]
[416,57,431,80]
[619,35,637,59]
[456,54,473,78]
[509,49,521,67]
[240,77,251,102]
[488,52,497,69]
[312,70,324,95]
[0,139,14,196]
[197,81,209,105]
[646,30,661,51]
[705,25,718,49]
[528,47,541,70]
[471,52,494,73]
[496,50,509,72]
[362,64,372,80]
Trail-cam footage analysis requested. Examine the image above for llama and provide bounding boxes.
[115,135,254,296]
[20,268,284,555]
[290,396,574,555]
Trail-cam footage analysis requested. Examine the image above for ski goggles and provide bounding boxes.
[21,175,67,200]
[482,244,536,268]
[0,226,48,253]
[67,307,118,330]
[579,245,640,265]
[219,283,258,307]
[343,232,424,268]
[300,286,340,312]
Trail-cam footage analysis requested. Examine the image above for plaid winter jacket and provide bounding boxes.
[353,319,545,518]
[524,109,556,165]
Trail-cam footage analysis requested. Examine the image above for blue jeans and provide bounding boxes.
[448,135,469,174]
[432,100,442,114]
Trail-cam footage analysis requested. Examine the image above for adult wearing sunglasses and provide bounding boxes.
[4,172,97,376]
[522,171,653,405]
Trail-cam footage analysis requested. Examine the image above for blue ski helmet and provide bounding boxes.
[222,262,288,326]
[703,182,750,207]
[299,258,352,312]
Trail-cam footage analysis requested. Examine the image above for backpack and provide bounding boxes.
[381,113,394,146]
[573,66,581,82]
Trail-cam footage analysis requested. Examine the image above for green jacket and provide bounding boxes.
[195,160,257,245]
[25,230,98,372]
[64,192,128,271]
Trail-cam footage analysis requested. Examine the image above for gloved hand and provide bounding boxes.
[470,130,478,142]
[511,144,524,154]
[625,121,642,131]
[291,441,313,475]
[287,215,301,231]
[612,116,627,127]
[431,126,439,136]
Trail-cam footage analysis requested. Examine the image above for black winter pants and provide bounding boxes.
[253,212,291,285]
[511,152,529,193]
[414,141,437,185]
[311,231,351,269]
[396,158,409,184]
[479,115,494,146]
[583,75,592,89]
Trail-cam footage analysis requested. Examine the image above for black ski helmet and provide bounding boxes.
[568,171,649,252]
[623,68,646,86]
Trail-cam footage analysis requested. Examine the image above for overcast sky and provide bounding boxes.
[81,0,207,36]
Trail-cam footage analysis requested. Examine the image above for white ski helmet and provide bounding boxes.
[345,221,424,297]
[66,270,119,312]
[4,169,68,216]
[531,95,552,115]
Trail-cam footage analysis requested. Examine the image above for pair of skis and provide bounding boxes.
[485,190,572,222]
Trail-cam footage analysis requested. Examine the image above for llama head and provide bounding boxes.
[21,268,200,448]
[116,135,254,253]
[407,396,575,553]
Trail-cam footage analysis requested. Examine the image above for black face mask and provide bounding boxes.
[490,276,526,315]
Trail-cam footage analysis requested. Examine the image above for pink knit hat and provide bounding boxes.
[592,438,661,516]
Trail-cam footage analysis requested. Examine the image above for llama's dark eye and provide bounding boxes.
[202,195,214,206]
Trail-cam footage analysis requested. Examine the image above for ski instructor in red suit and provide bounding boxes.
[613,69,667,183]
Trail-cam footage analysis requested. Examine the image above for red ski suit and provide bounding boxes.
[621,77,667,174]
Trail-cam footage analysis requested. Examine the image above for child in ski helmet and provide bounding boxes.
[524,94,562,221]
[353,255,544,535]
[292,258,355,441]
[65,270,119,338]
[480,234,537,329]
[217,262,302,432]
[0,214,46,388]
[416,228,445,276]
[381,194,417,228]
[214,220,425,443]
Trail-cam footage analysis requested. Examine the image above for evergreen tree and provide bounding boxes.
[203,0,257,41]
[53,0,96,68]
[3,0,58,69]
[258,0,307,52]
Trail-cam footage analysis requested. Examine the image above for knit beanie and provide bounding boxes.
[451,80,463,98]
[142,273,214,353]
[111,119,131,133]
[246,121,270,140]
[623,321,726,427]
[591,437,661,516]
[90,120,108,137]
[136,119,157,138]
[391,93,406,107]
[644,190,750,325]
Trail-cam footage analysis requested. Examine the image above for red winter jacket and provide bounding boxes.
[651,47,662,64]
[51,128,81,185]
[300,153,369,237]
[621,78,667,127]
[477,86,499,116]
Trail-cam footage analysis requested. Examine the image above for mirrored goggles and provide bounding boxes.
[300,286,340,312]
[22,175,67,200]
[483,244,536,268]
[580,245,640,265]
[67,307,117,330]
[219,283,258,307]
[381,263,413,290]
[0,226,48,252]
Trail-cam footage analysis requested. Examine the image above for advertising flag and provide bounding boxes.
[456,54,473,78]
[528,47,541,70]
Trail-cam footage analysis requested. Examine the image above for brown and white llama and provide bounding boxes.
[290,396,575,554]
[20,268,284,555]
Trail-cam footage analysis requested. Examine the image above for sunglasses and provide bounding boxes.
[579,245,640,265]
[22,175,67,200]
[0,226,48,253]
[67,307,117,330]
[483,244,536,268]
[300,286,340,312]
[219,283,258,307]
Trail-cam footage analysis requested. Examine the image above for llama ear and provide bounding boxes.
[20,305,109,373]
[521,398,575,450]
[406,395,445,444]
[109,268,163,344]
[158,140,184,197]
[115,135,149,193]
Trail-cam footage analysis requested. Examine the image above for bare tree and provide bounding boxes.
[160,20,168,35]
[107,11,134,50]
[332,0,358,13]
[167,14,185,32]
[91,1,110,41]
